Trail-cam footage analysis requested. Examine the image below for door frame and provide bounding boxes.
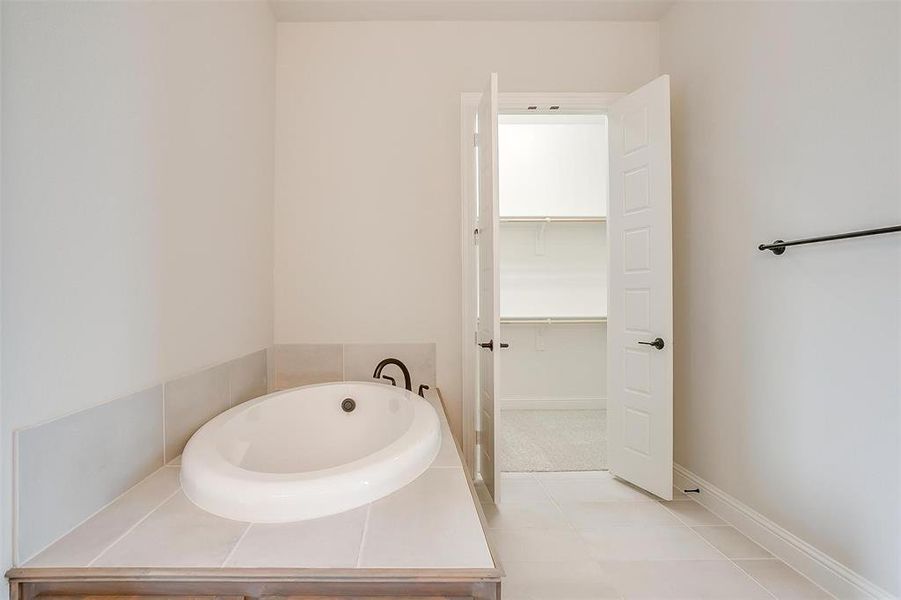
[460,91,624,481]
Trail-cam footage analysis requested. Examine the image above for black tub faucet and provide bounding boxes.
[373,358,412,392]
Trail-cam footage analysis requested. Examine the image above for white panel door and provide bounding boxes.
[477,73,501,502]
[607,75,673,500]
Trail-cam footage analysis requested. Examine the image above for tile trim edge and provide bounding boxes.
[12,430,20,566]
[436,387,503,576]
[673,463,894,600]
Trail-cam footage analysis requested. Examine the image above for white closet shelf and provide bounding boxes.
[499,216,606,223]
[500,316,607,324]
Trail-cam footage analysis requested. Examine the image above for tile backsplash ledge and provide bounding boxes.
[16,349,266,564]
[14,342,436,565]
[268,343,437,393]
[15,386,166,566]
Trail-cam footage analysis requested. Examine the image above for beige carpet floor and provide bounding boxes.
[499,409,607,472]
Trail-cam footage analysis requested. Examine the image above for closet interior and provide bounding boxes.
[497,112,609,472]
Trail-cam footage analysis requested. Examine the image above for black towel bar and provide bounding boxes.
[758,225,901,255]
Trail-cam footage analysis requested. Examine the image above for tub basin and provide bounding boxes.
[180,381,441,522]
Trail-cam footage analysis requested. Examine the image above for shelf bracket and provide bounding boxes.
[535,320,550,352]
[535,218,550,255]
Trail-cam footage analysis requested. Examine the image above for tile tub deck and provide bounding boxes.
[7,389,502,600]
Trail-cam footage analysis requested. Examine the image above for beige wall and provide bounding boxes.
[661,2,900,594]
[274,20,660,436]
[1,0,275,577]
[6,2,896,592]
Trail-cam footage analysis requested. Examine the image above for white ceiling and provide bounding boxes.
[269,0,675,22]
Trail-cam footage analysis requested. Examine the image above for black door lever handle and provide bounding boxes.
[478,340,511,351]
[638,337,665,350]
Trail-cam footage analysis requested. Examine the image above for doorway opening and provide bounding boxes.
[496,112,609,472]
[462,78,674,504]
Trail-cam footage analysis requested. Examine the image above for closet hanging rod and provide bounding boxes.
[500,216,606,223]
[500,316,607,324]
[758,224,901,255]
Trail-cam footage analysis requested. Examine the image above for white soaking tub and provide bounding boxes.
[180,381,441,522]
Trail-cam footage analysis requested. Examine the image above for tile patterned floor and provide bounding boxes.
[480,472,834,600]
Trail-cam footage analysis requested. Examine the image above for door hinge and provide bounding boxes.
[473,227,480,245]
[473,132,479,147]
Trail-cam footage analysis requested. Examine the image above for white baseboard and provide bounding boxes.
[501,396,606,410]
[674,463,895,600]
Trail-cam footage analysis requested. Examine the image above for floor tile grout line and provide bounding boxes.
[590,557,783,600]
[530,472,575,532]
[657,499,716,527]
[497,473,827,598]
[688,524,775,560]
[87,487,181,567]
[689,524,777,597]
[354,503,373,568]
[672,498,837,599]
[220,522,253,568]
[662,496,834,598]
[496,478,769,599]
[730,561,791,600]
[514,473,776,597]
[724,556,780,599]
[735,559,838,600]
[517,473,666,532]
[499,473,830,599]
[661,500,781,600]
